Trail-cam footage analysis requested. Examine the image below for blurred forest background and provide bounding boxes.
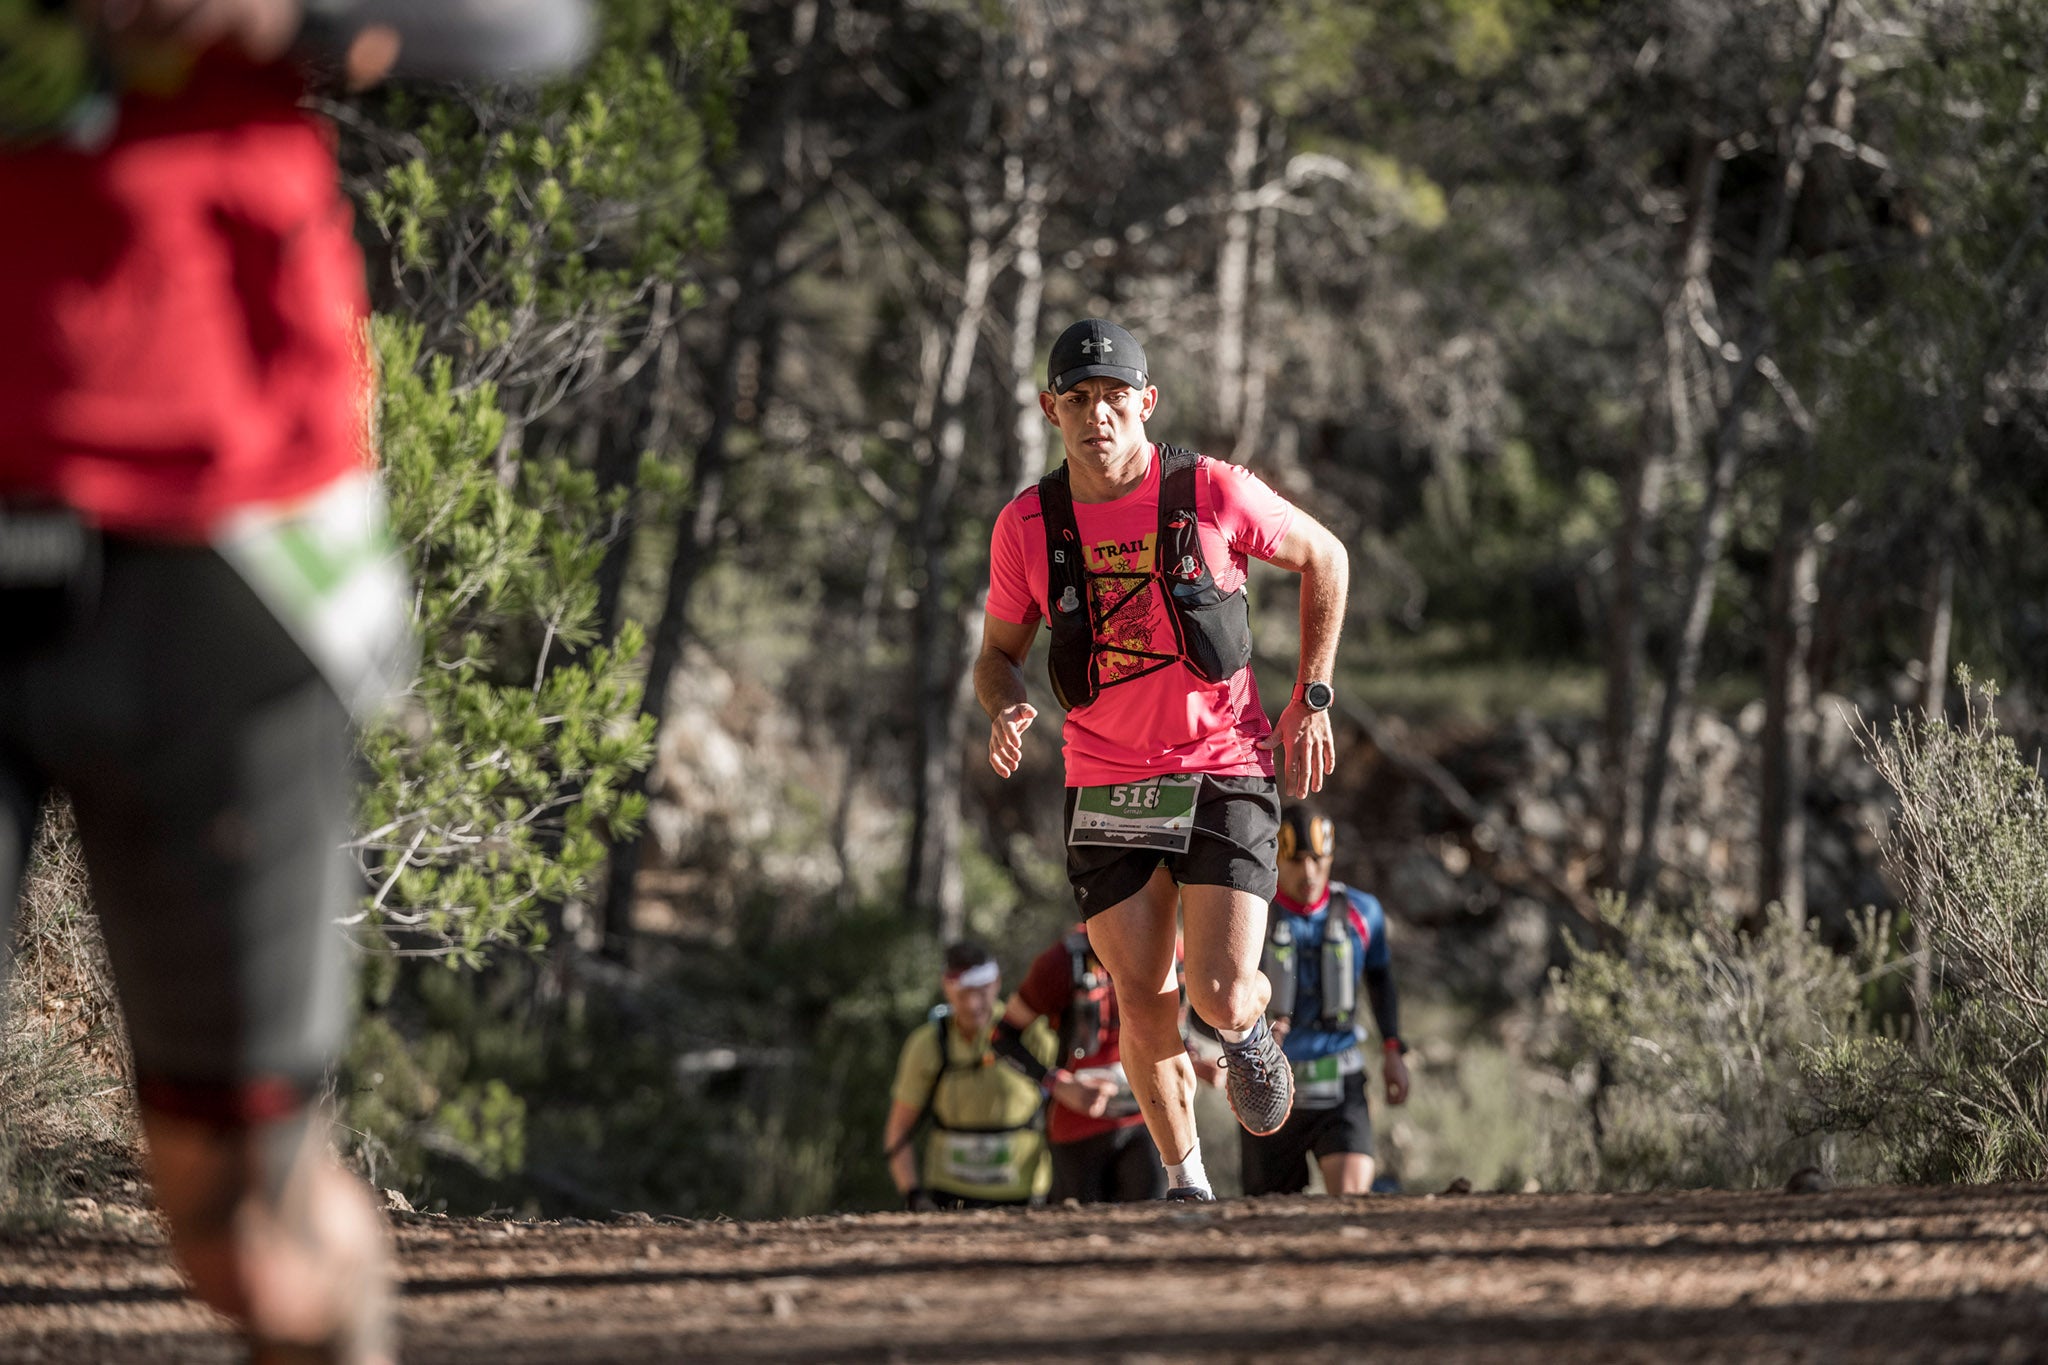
[9,0,2048,1223]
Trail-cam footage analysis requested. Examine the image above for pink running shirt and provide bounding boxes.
[986,446,1297,785]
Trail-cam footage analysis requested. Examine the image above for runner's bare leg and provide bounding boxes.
[1085,867,1200,1163]
[1319,1152,1377,1195]
[1178,883,1272,1037]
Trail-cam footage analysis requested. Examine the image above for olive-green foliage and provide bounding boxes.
[1542,893,1886,1191]
[362,0,743,365]
[1803,677,2048,1183]
[357,316,655,965]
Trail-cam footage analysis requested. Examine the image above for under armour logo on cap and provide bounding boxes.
[1048,319,1148,395]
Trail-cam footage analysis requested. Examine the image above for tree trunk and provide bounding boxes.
[1005,164,1049,496]
[1628,5,1837,904]
[1230,118,1285,467]
[1755,482,1817,931]
[1600,137,1711,889]
[595,303,749,961]
[1910,541,1956,1047]
[1214,97,1261,440]
[1919,547,1956,721]
[904,210,995,937]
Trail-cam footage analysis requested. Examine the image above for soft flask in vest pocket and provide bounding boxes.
[1264,915,1297,1020]
[1321,909,1356,1025]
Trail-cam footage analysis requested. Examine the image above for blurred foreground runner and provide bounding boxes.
[0,4,587,1360]
[885,942,1053,1211]
[977,318,1350,1201]
[1240,806,1411,1197]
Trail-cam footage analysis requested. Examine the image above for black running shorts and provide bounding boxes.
[0,539,356,1108]
[1238,1070,1375,1197]
[1063,774,1280,918]
[1049,1121,1168,1204]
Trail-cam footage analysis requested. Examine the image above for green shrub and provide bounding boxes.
[1803,676,2048,1183]
[1542,892,1886,1191]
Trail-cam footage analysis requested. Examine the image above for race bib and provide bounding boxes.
[213,473,417,723]
[936,1132,1027,1189]
[1069,776,1200,852]
[1291,1045,1363,1110]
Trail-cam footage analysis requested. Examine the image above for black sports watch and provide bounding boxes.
[1293,681,1333,711]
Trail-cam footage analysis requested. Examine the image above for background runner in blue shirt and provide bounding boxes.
[1241,805,1412,1196]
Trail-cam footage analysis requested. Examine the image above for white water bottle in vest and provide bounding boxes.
[1321,905,1356,1024]
[1265,915,1296,1020]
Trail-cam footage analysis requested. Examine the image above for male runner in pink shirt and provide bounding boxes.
[976,318,1350,1200]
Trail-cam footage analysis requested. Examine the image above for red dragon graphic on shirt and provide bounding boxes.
[1085,532,1173,687]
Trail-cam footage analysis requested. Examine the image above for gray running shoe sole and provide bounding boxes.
[1165,1186,1215,1202]
[1221,1025,1294,1136]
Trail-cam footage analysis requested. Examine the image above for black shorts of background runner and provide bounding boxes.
[1062,775,1280,918]
[1238,1070,1374,1197]
[1050,1123,1167,1204]
[0,539,356,1106]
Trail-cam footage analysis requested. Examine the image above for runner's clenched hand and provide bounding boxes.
[1384,1050,1411,1106]
[1259,698,1334,799]
[989,702,1036,778]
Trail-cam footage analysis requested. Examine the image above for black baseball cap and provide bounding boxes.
[1047,319,1148,395]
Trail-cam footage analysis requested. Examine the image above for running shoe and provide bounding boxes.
[1218,1018,1293,1136]
[1165,1186,1215,1202]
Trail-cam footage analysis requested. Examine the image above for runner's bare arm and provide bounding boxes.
[1257,510,1349,798]
[882,1101,923,1195]
[976,612,1040,778]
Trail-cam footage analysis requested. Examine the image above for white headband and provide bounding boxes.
[946,961,1000,989]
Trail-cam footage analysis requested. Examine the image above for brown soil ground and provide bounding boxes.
[4,1183,2047,1363]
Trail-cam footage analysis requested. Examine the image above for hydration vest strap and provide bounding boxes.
[1038,444,1221,711]
[920,1015,1047,1140]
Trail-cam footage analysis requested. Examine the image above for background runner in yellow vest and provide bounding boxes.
[1240,805,1412,1197]
[884,942,1054,1209]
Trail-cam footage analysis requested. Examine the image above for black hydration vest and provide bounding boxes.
[1263,889,1360,1029]
[1037,445,1254,711]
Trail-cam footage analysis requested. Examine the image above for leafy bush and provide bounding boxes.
[1803,677,2048,1183]
[1541,893,1886,1191]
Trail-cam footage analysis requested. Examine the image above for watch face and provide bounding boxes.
[1304,681,1333,710]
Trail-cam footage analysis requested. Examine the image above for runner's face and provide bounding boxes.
[1040,377,1158,467]
[1277,849,1333,904]
[943,977,1001,1036]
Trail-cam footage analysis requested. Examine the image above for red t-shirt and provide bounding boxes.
[0,57,369,538]
[1017,933,1144,1145]
[986,446,1297,785]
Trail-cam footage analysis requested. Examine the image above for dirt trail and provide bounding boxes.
[4,1183,2047,1363]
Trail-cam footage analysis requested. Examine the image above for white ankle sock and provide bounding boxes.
[1165,1147,1210,1194]
[1216,1018,1262,1047]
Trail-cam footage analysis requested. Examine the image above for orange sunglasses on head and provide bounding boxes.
[1278,815,1334,861]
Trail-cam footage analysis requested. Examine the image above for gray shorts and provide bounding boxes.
[0,537,355,1116]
